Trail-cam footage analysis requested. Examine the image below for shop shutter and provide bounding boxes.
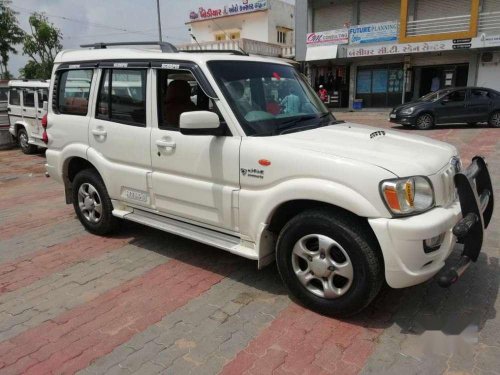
[415,0,470,20]
[313,3,353,32]
[359,0,400,24]
[482,0,500,12]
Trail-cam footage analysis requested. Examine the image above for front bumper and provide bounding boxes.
[389,112,417,125]
[369,156,494,288]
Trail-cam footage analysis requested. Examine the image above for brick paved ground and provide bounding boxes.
[0,114,498,374]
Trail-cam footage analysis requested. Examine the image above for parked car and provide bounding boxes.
[389,87,500,130]
[45,43,494,317]
[8,80,50,153]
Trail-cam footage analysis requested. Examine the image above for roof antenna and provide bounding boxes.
[190,33,203,50]
[210,18,248,56]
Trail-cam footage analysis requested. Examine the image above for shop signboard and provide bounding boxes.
[471,34,500,48]
[349,21,399,44]
[347,40,453,57]
[306,28,349,47]
[188,0,267,21]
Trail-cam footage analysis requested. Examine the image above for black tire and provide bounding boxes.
[276,209,384,317]
[72,169,118,235]
[17,127,37,154]
[488,111,500,128]
[415,113,434,130]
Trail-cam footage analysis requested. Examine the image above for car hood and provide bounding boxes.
[279,122,456,176]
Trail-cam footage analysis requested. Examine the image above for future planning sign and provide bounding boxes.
[349,21,399,44]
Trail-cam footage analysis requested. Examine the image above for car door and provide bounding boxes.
[468,88,493,123]
[88,65,153,208]
[434,89,468,123]
[7,87,22,127]
[21,88,38,136]
[150,67,240,232]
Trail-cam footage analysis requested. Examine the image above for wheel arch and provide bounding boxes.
[257,199,383,269]
[63,156,102,204]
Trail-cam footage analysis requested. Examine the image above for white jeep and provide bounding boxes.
[8,80,50,154]
[45,42,494,316]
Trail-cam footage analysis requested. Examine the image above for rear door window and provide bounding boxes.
[96,69,147,126]
[23,89,35,107]
[0,88,8,101]
[57,69,93,115]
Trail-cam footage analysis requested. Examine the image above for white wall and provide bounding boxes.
[268,0,295,45]
[477,53,500,91]
[189,11,270,43]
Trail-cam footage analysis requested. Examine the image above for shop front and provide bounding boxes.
[355,64,407,108]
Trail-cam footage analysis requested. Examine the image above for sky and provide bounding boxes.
[5,0,294,77]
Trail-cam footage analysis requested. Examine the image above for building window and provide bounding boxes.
[277,30,287,44]
[229,31,240,40]
[215,33,225,41]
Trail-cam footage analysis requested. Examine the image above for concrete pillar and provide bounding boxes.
[295,0,309,61]
[467,52,480,86]
[349,63,357,109]
[412,67,421,100]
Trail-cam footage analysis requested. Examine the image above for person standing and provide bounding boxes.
[281,86,301,114]
[318,85,328,102]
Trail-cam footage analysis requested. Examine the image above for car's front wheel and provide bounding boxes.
[489,111,500,128]
[415,113,434,130]
[17,128,37,154]
[72,169,118,235]
[276,209,384,317]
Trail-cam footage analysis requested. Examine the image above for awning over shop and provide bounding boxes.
[305,45,338,61]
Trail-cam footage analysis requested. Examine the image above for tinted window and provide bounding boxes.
[470,89,493,100]
[97,69,146,126]
[23,90,35,107]
[446,90,466,102]
[9,89,20,105]
[57,69,93,115]
[0,88,8,101]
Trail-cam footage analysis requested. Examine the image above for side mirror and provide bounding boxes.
[180,111,224,136]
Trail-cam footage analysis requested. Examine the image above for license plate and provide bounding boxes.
[390,113,396,119]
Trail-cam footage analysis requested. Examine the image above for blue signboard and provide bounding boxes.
[349,21,399,44]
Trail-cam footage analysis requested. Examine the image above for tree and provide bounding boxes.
[0,0,24,79]
[20,13,63,79]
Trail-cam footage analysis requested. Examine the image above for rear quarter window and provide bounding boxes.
[56,69,93,115]
[23,90,35,107]
[9,89,21,106]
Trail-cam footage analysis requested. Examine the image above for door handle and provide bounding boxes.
[22,109,26,112]
[91,129,107,137]
[156,139,176,150]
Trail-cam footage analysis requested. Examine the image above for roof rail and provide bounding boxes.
[80,41,178,53]
[177,49,248,56]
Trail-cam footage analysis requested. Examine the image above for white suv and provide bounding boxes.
[45,43,494,316]
[8,80,50,154]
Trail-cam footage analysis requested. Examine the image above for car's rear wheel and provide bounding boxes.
[415,113,434,130]
[17,128,37,154]
[488,111,500,128]
[72,169,118,235]
[276,209,384,317]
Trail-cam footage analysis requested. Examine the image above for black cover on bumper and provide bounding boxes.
[438,156,494,287]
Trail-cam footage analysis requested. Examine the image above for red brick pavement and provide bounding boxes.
[0,233,133,295]
[0,260,228,374]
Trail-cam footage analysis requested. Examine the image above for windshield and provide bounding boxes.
[419,89,454,102]
[207,61,336,136]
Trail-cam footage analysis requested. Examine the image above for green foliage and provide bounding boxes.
[0,0,24,79]
[21,13,63,79]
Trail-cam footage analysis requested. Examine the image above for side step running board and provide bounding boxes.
[118,209,258,260]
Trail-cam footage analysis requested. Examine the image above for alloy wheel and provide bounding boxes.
[291,234,354,299]
[77,183,103,224]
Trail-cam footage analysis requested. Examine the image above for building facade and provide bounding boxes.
[178,0,295,58]
[296,0,500,109]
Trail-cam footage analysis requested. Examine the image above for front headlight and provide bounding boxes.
[380,176,434,216]
[400,107,415,115]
